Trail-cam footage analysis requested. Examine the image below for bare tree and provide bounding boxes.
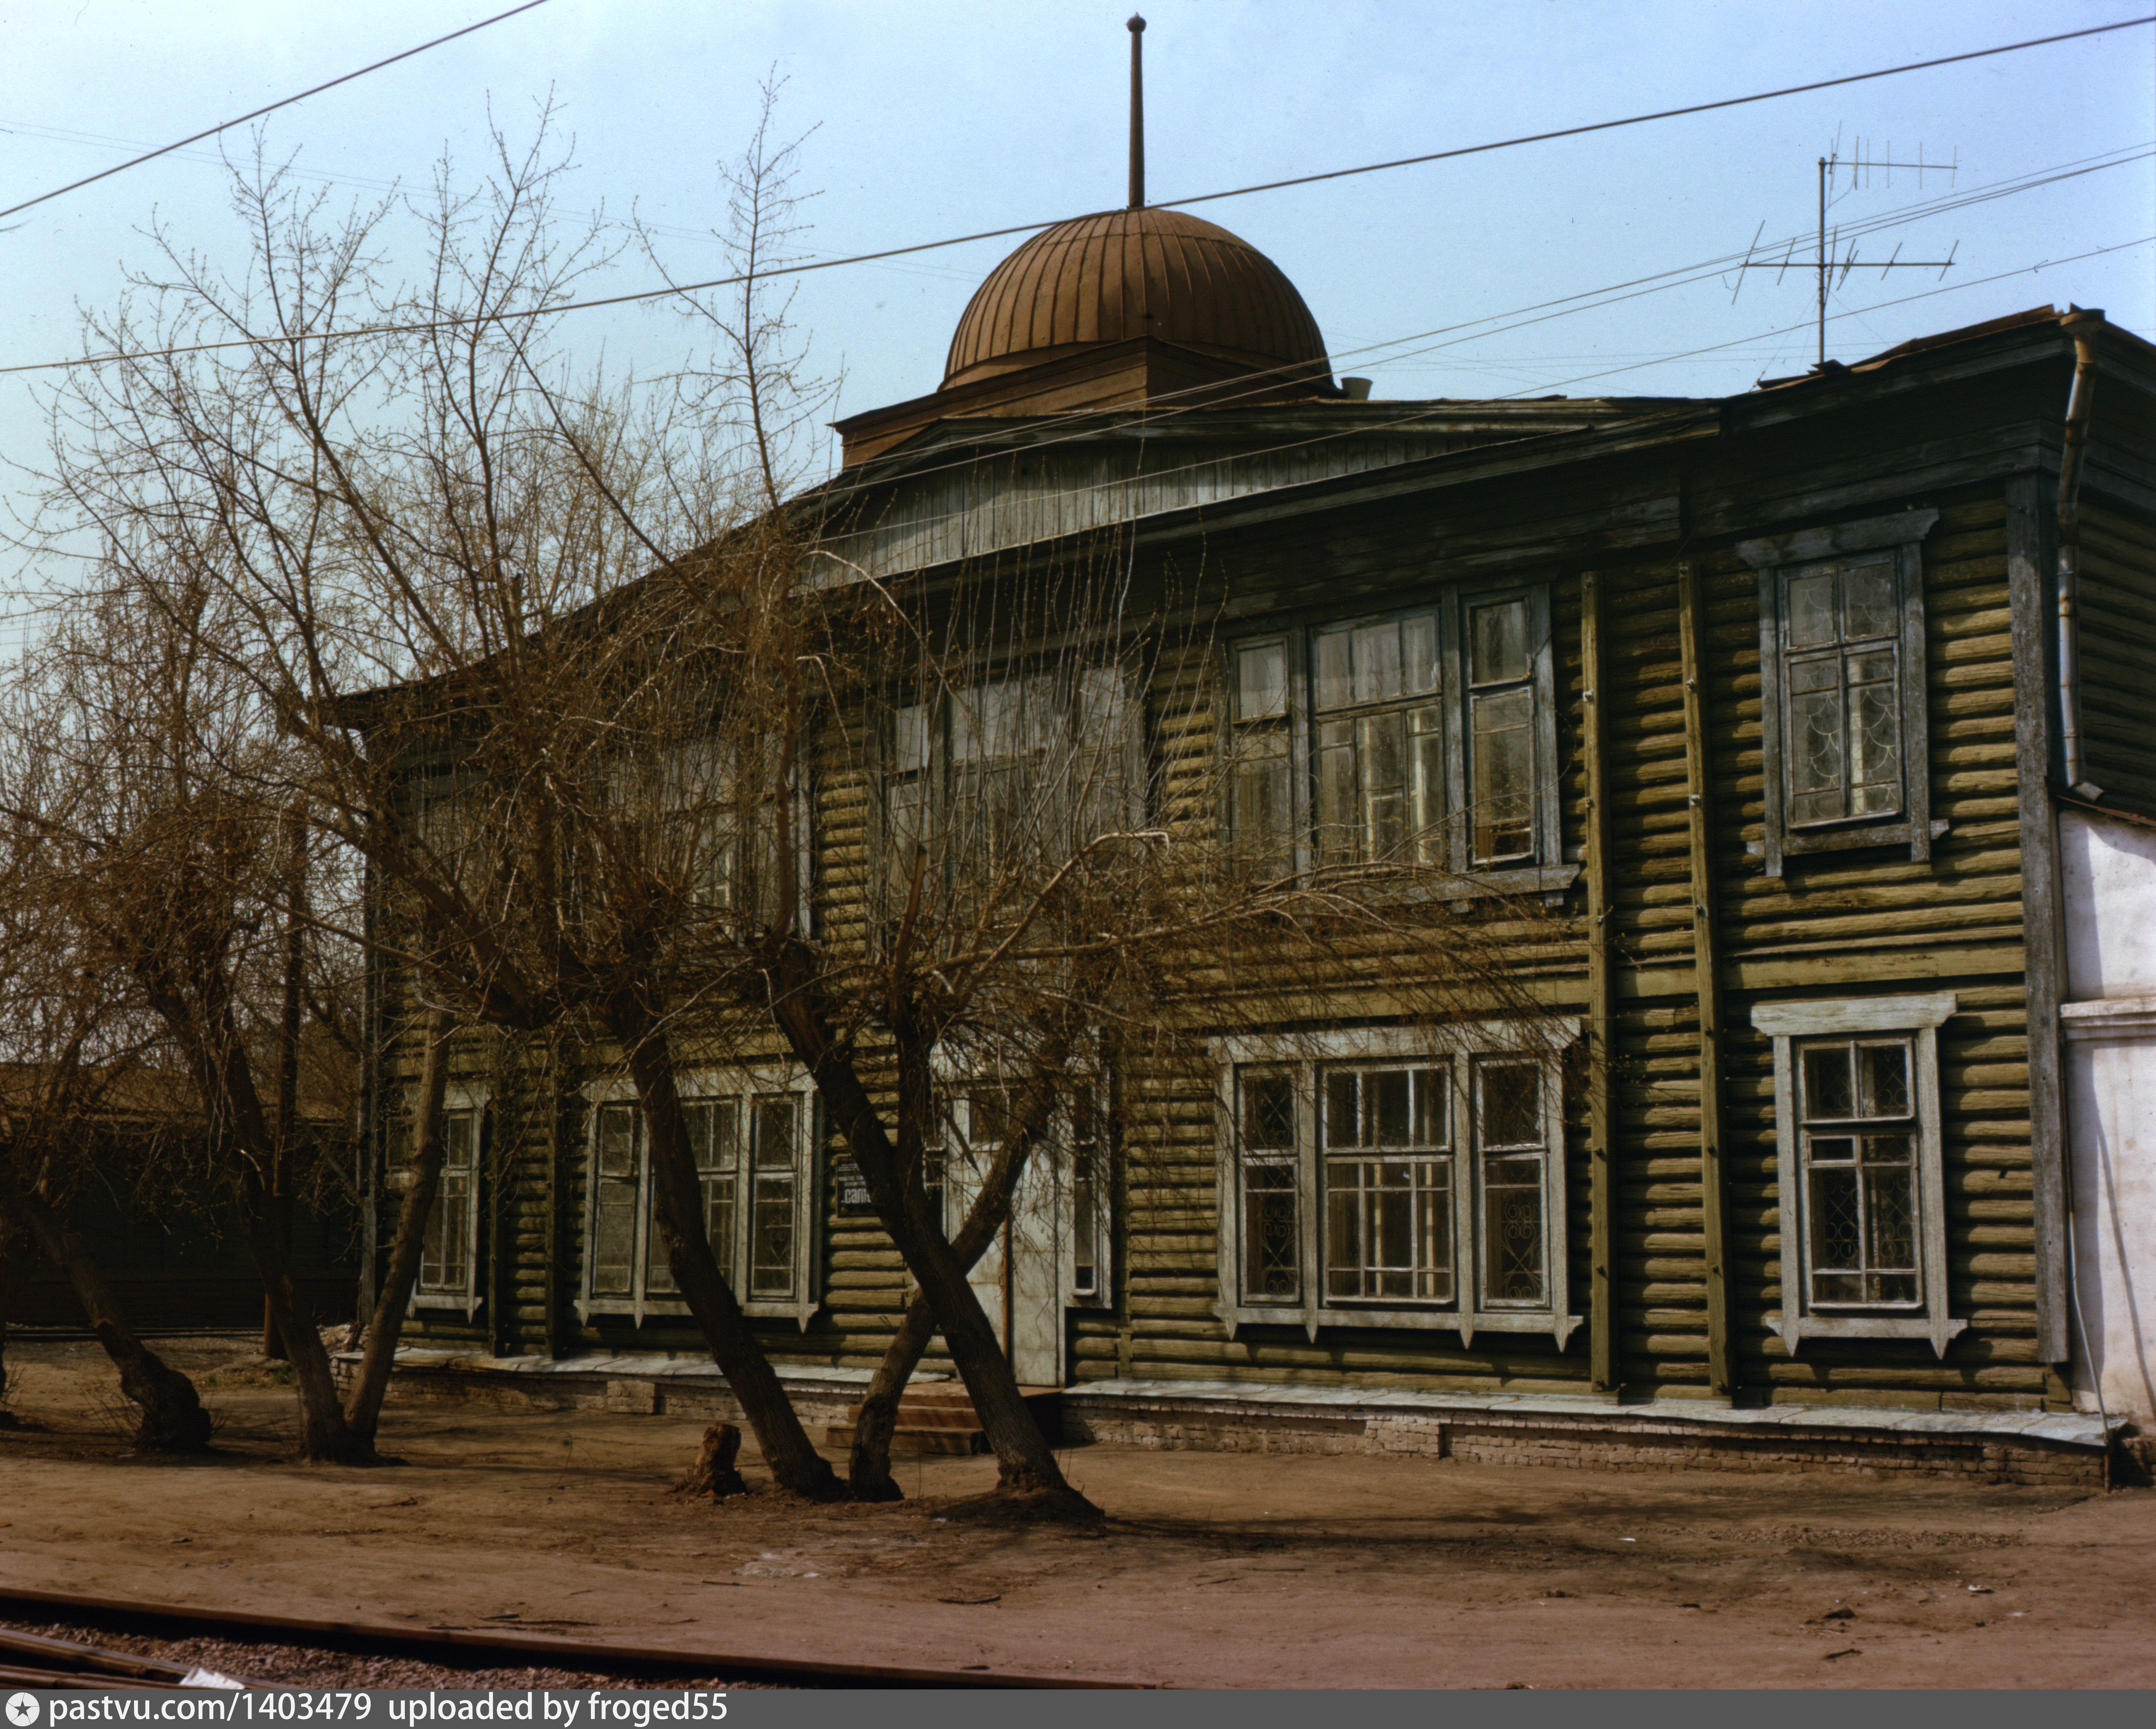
[24,98,1572,1514]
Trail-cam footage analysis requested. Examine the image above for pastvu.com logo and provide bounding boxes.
[7,1690,41,1727]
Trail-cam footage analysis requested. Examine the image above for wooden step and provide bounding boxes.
[821,1383,1063,1455]
[824,1422,987,1456]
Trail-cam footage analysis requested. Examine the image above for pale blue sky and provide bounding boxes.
[3,0,2150,550]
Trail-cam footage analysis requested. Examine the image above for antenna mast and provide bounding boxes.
[1128,15,1146,209]
[1734,139,1959,367]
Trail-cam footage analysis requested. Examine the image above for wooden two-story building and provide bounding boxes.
[368,200,2154,1480]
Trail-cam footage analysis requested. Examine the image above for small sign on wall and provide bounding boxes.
[832,1159,877,1216]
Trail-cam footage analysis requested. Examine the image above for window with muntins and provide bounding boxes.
[415,1106,481,1308]
[887,666,1136,911]
[581,1078,816,1326]
[1216,1024,1580,1344]
[1226,585,1568,897]
[1752,992,1964,1357]
[1739,510,1939,875]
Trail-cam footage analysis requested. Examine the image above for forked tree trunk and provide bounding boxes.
[343,1006,454,1445]
[764,958,1091,1511]
[0,1184,212,1451]
[848,1035,1069,1499]
[236,1160,376,1464]
[140,962,377,1465]
[611,1000,843,1500]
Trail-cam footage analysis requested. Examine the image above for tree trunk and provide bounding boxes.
[235,1159,377,1465]
[0,1184,212,1452]
[0,1218,38,1421]
[763,953,1089,1510]
[139,959,377,1465]
[847,1292,933,1499]
[611,998,842,1500]
[848,1032,1068,1499]
[343,1005,454,1446]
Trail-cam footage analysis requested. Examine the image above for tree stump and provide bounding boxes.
[675,1421,749,1498]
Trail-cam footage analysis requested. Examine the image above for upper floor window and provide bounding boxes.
[1752,992,1965,1358]
[1213,1022,1581,1345]
[580,1074,817,1328]
[1227,585,1566,896]
[886,665,1137,910]
[1739,510,1940,876]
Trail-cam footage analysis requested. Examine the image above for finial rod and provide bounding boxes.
[1127,15,1146,210]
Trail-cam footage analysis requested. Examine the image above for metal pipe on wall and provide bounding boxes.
[2056,305,2105,801]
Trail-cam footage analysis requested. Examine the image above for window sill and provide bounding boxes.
[1307,861,1580,906]
[580,1296,821,1331]
[1749,819,1949,872]
[1772,1313,1966,1359]
[1223,1301,1581,1348]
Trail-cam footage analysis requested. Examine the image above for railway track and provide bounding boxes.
[0,1584,1150,1690]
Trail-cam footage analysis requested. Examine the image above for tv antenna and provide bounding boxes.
[1733,136,1960,367]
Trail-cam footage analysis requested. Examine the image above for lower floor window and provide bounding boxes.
[415,1106,481,1307]
[1218,1025,1578,1342]
[582,1078,814,1322]
[1754,993,1963,1357]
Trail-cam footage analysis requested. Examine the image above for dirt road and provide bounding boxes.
[2,1337,2149,1688]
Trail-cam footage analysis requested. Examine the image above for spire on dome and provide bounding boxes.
[1127,16,1146,210]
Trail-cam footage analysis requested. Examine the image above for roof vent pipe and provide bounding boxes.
[1340,376,1373,401]
[2055,306,2104,801]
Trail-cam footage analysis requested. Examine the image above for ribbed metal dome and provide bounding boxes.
[941,207,1330,391]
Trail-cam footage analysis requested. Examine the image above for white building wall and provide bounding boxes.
[2059,804,2156,1420]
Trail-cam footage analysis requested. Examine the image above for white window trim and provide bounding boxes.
[882,660,1144,917]
[1738,509,1940,877]
[1752,991,1965,1358]
[576,1069,820,1331]
[408,1081,487,1319]
[1210,1020,1583,1346]
[1224,582,1577,905]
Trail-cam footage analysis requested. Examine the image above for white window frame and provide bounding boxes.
[883,661,1142,915]
[1752,992,1965,1358]
[1738,509,1940,877]
[1210,1021,1582,1345]
[577,1070,819,1330]
[1224,582,1575,902]
[408,1082,487,1318]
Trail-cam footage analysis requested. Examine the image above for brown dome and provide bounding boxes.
[941,207,1330,392]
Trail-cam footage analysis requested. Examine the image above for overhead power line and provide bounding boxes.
[0,0,555,226]
[1160,15,2151,211]
[2,13,2149,380]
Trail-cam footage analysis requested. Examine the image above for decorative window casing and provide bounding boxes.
[1227,584,1574,899]
[579,1071,818,1329]
[1752,993,1965,1357]
[1738,510,1941,876]
[409,1084,486,1316]
[886,665,1139,911]
[1212,1022,1581,1344]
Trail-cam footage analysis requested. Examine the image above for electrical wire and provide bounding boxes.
[0,0,556,226]
[1155,15,2152,212]
[787,145,2152,512]
[2,16,2147,379]
[799,234,2154,552]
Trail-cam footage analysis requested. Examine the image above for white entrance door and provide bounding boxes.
[945,1091,1070,1386]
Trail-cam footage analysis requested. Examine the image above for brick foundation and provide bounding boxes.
[1062,1391,2108,1486]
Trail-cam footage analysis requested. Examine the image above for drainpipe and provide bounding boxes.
[2056,305,2105,800]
